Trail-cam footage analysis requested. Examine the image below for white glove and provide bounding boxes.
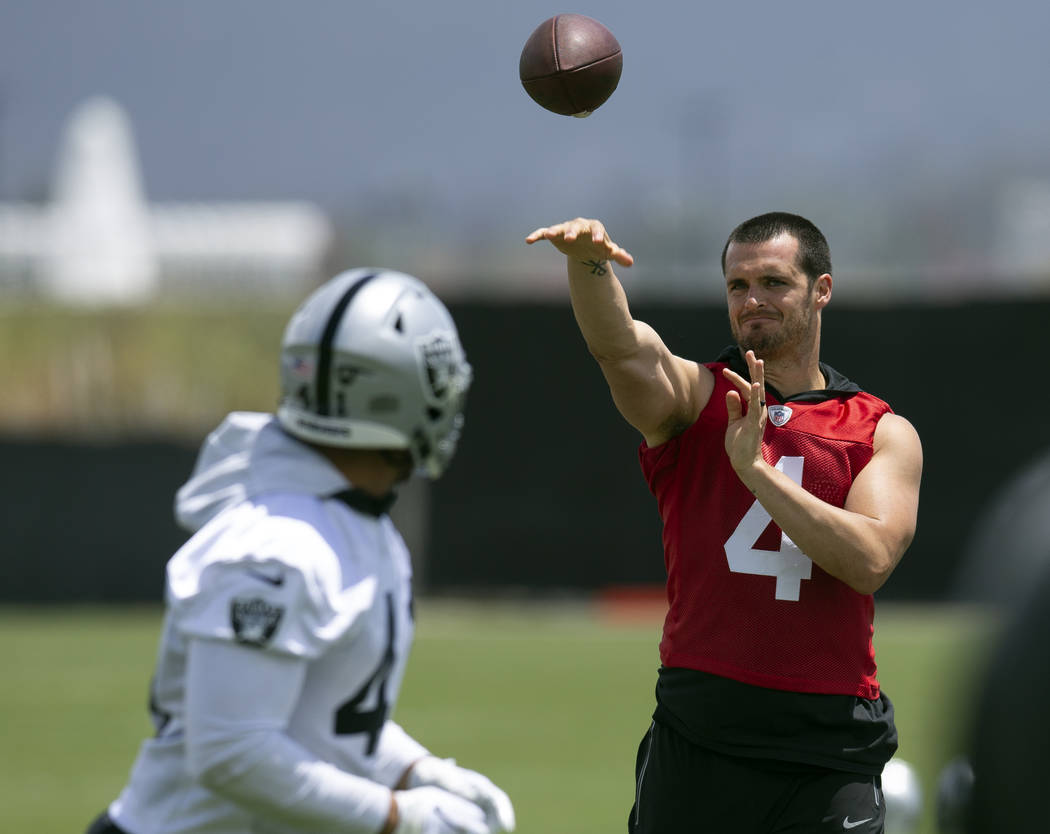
[406,757,515,832]
[393,786,491,834]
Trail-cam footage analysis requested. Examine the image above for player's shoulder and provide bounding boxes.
[873,411,922,453]
[165,493,383,655]
[180,491,338,569]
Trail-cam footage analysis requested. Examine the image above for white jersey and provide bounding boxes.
[108,412,428,834]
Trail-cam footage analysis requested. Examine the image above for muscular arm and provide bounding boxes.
[528,218,713,445]
[725,355,923,594]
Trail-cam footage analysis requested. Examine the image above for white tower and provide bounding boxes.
[44,96,158,304]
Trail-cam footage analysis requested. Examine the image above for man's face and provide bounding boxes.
[723,234,826,360]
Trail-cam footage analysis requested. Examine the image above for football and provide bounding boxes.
[519,14,623,117]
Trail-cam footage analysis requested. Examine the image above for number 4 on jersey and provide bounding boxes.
[334,593,395,754]
[723,456,812,601]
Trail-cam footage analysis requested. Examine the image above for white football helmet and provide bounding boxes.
[883,758,923,834]
[276,268,472,478]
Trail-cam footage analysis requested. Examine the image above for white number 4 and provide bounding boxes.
[723,456,812,601]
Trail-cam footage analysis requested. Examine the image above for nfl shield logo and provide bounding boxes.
[768,405,793,427]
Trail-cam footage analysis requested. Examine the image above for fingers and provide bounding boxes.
[524,219,584,245]
[722,367,759,407]
[722,367,748,395]
[744,350,765,396]
[394,786,490,834]
[483,786,516,832]
[746,352,766,416]
[722,353,766,420]
[609,243,635,267]
[725,389,743,422]
[406,758,515,832]
[525,218,634,266]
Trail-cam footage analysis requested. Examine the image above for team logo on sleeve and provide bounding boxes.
[767,405,793,427]
[230,597,284,646]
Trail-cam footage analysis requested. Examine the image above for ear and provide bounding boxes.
[813,273,832,309]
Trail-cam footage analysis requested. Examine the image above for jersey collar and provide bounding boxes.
[715,345,862,404]
[331,487,397,517]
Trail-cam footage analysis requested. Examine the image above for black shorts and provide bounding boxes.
[629,720,886,834]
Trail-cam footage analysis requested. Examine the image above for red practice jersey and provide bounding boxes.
[639,359,893,699]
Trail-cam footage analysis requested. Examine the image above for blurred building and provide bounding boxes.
[994,179,1050,281]
[0,97,332,304]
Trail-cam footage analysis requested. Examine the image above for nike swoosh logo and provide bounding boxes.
[246,568,285,587]
[843,817,873,829]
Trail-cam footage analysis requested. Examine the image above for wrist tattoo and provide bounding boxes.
[581,259,609,276]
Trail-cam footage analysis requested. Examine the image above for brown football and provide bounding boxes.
[519,14,623,117]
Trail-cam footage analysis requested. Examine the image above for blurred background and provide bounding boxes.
[2,1,1048,832]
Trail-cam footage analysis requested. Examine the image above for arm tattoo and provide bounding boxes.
[581,259,609,276]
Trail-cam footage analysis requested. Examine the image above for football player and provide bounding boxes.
[85,269,515,834]
[527,214,922,834]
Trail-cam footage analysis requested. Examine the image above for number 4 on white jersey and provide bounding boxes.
[723,456,812,601]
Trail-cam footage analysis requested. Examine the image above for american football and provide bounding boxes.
[519,14,623,117]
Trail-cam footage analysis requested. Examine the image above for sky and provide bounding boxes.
[3,0,1050,298]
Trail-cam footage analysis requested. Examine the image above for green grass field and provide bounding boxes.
[3,601,995,833]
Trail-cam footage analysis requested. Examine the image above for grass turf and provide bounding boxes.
[2,600,994,833]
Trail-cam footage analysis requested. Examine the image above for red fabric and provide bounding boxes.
[639,363,893,699]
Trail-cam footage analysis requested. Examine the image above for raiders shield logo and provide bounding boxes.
[768,404,793,427]
[230,597,284,646]
[418,332,457,400]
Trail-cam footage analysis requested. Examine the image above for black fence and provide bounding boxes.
[4,298,1047,602]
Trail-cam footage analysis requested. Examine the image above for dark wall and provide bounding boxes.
[1,438,195,602]
[430,297,1050,601]
[4,298,1047,602]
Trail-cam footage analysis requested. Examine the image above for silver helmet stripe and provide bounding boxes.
[315,271,379,416]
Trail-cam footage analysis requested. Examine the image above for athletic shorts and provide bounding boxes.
[629,720,886,834]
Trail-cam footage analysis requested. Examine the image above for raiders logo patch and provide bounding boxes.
[418,331,457,400]
[230,597,284,646]
[768,405,793,427]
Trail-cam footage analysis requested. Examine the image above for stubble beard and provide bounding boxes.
[733,304,815,362]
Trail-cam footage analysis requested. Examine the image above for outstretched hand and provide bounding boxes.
[723,350,767,474]
[525,217,634,267]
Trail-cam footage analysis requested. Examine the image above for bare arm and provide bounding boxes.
[526,218,713,445]
[724,352,922,594]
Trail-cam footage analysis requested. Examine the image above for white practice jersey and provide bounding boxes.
[109,412,428,834]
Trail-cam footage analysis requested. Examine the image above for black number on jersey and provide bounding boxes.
[333,593,396,755]
[148,675,173,738]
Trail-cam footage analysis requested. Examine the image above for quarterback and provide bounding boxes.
[527,214,922,834]
[86,270,515,834]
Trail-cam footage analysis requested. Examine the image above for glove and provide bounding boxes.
[406,757,515,832]
[393,786,492,834]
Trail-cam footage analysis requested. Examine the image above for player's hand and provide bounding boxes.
[723,350,767,474]
[526,217,634,267]
[393,786,493,834]
[406,757,515,832]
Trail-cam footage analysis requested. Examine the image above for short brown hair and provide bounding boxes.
[721,212,831,285]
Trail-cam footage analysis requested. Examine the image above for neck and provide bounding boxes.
[755,334,824,399]
[313,446,402,497]
[764,360,825,399]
